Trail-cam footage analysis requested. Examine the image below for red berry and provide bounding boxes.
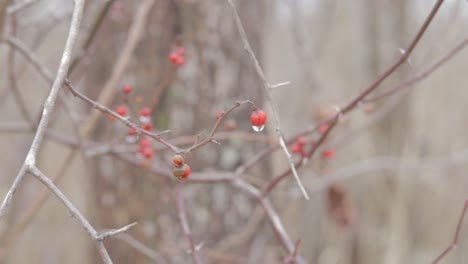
[215,111,224,120]
[182,165,191,179]
[250,109,267,127]
[172,154,185,167]
[168,52,179,64]
[139,107,151,117]
[115,105,127,116]
[174,56,185,66]
[322,149,335,160]
[223,119,237,131]
[128,127,137,136]
[142,122,153,131]
[296,136,306,146]
[122,84,132,95]
[176,47,185,56]
[141,148,153,159]
[319,124,329,134]
[139,138,150,149]
[290,143,302,155]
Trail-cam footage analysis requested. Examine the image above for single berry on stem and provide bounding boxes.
[168,52,179,64]
[115,105,127,116]
[296,136,306,146]
[215,111,224,120]
[182,164,191,179]
[128,127,137,136]
[174,56,185,66]
[173,163,191,181]
[250,109,267,132]
[139,107,152,123]
[290,142,302,155]
[122,84,132,95]
[172,154,185,167]
[141,148,153,159]
[142,122,153,131]
[322,149,335,160]
[139,138,150,149]
[139,107,151,117]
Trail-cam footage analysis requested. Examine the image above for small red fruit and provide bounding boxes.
[168,52,179,64]
[290,143,302,155]
[172,154,185,167]
[115,105,127,116]
[182,165,191,179]
[141,148,153,159]
[142,122,153,131]
[173,163,190,181]
[128,127,137,136]
[176,47,185,56]
[174,56,185,66]
[139,138,150,149]
[296,136,306,146]
[215,111,224,120]
[319,124,329,134]
[122,84,132,95]
[322,149,335,160]
[139,107,151,117]
[250,109,267,127]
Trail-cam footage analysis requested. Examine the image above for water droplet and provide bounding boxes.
[139,116,151,123]
[252,125,265,132]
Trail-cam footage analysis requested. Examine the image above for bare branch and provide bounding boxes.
[97,222,138,241]
[226,0,309,200]
[115,233,168,264]
[0,0,85,217]
[432,200,468,264]
[176,185,203,264]
[365,35,468,102]
[27,165,113,264]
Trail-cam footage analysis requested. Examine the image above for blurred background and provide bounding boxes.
[0,0,467,263]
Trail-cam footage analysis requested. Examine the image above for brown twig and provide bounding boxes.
[180,100,255,154]
[364,34,468,102]
[115,233,168,264]
[432,200,468,264]
[262,116,338,196]
[340,0,445,114]
[175,185,203,264]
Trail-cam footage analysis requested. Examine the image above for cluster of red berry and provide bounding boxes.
[168,47,185,67]
[113,84,156,160]
[172,154,191,181]
[289,125,336,160]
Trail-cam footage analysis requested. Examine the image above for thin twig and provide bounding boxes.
[97,222,138,241]
[115,233,168,264]
[175,185,203,264]
[364,35,468,102]
[432,200,468,264]
[226,0,309,200]
[180,100,254,153]
[27,165,113,264]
